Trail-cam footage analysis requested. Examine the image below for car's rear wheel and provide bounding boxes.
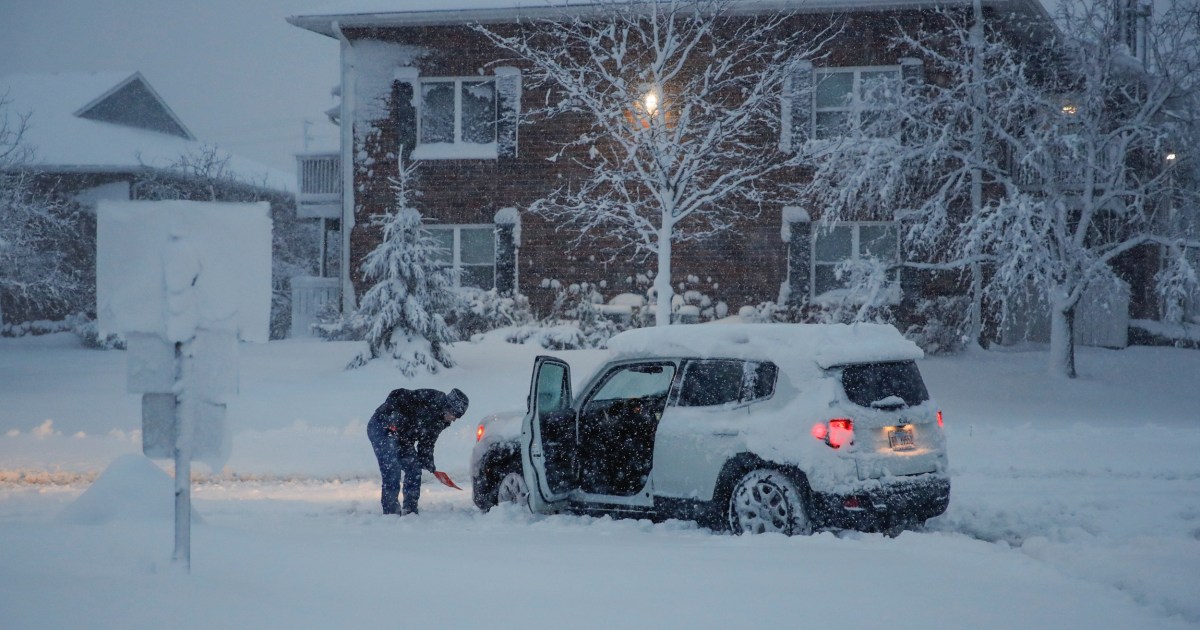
[727,469,812,535]
[496,470,530,508]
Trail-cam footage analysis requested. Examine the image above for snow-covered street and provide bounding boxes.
[2,333,1198,628]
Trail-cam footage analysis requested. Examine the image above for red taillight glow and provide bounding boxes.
[476,423,485,442]
[828,418,854,449]
[812,419,854,449]
[937,410,944,428]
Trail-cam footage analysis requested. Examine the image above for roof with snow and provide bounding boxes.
[605,322,923,370]
[0,72,293,193]
[289,0,1052,35]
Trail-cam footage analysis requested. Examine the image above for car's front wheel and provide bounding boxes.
[496,470,530,508]
[727,469,812,535]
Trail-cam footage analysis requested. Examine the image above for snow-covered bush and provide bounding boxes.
[311,302,367,342]
[903,296,970,355]
[445,288,535,340]
[533,279,623,349]
[346,159,458,376]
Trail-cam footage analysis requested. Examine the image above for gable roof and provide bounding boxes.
[73,72,194,140]
[0,71,293,193]
[289,0,1053,35]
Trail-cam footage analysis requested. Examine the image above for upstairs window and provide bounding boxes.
[416,78,497,158]
[427,225,496,289]
[814,67,900,139]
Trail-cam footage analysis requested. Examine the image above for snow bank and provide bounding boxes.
[56,454,200,525]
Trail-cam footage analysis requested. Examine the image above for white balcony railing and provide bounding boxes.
[296,152,341,219]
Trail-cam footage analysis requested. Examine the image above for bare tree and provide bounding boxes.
[477,0,837,325]
[0,96,86,328]
[799,1,1200,377]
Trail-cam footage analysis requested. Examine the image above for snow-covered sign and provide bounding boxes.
[96,200,272,342]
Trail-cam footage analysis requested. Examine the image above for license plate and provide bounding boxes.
[888,427,915,451]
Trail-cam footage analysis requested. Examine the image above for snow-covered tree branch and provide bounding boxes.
[476,0,838,325]
[796,0,1199,377]
[0,97,88,328]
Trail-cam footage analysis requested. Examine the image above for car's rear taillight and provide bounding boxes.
[812,418,854,449]
[476,423,485,442]
[937,410,944,428]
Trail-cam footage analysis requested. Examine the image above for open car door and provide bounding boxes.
[522,355,576,513]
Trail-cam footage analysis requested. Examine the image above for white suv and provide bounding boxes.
[470,323,949,535]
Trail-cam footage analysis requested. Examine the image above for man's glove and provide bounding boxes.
[432,471,463,490]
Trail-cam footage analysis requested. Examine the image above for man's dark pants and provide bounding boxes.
[368,425,423,515]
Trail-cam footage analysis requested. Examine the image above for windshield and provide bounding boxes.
[839,360,929,408]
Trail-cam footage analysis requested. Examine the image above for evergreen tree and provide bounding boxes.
[348,158,457,375]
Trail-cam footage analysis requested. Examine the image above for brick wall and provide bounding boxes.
[342,10,967,315]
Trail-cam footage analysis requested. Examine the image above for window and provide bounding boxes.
[427,225,496,289]
[585,363,677,413]
[811,222,898,296]
[814,67,900,139]
[839,360,929,409]
[416,78,497,157]
[676,360,778,407]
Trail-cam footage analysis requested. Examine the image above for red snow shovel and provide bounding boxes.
[433,471,463,490]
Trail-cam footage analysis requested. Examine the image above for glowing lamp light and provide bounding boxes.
[1061,103,1079,115]
[1166,153,1177,162]
[642,91,660,116]
[476,423,485,442]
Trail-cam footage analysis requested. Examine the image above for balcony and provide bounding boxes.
[296,152,341,219]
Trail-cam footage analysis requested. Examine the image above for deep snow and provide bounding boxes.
[2,332,1199,628]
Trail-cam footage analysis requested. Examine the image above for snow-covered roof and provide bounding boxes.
[605,322,923,370]
[0,72,294,193]
[289,0,1052,36]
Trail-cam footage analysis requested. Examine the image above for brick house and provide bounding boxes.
[288,0,1159,337]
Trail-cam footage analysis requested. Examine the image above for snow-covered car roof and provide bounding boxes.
[605,323,923,370]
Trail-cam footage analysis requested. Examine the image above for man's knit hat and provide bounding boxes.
[445,388,469,418]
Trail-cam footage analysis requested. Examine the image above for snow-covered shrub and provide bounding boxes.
[445,288,535,339]
[903,296,970,355]
[535,279,622,348]
[71,315,126,350]
[505,323,593,350]
[670,275,727,323]
[311,302,367,341]
[346,159,458,375]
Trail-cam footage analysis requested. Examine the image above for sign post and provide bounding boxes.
[96,200,272,572]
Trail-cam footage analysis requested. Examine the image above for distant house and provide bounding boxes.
[287,1,1193,343]
[0,71,297,326]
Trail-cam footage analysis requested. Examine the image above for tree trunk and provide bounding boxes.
[1048,286,1078,378]
[653,231,673,327]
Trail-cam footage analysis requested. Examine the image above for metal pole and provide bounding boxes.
[172,339,193,572]
[969,0,985,348]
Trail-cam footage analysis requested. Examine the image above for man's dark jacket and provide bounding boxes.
[368,388,452,472]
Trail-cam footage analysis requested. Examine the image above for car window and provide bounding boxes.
[678,360,744,406]
[839,360,929,408]
[676,360,778,407]
[589,363,676,403]
[744,361,778,401]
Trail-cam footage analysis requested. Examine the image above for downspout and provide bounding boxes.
[332,20,357,315]
[968,0,985,348]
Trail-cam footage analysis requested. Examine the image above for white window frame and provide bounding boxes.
[427,224,496,289]
[813,65,901,140]
[413,77,499,160]
[810,221,900,298]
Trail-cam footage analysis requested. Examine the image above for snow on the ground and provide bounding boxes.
[1,332,1199,628]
